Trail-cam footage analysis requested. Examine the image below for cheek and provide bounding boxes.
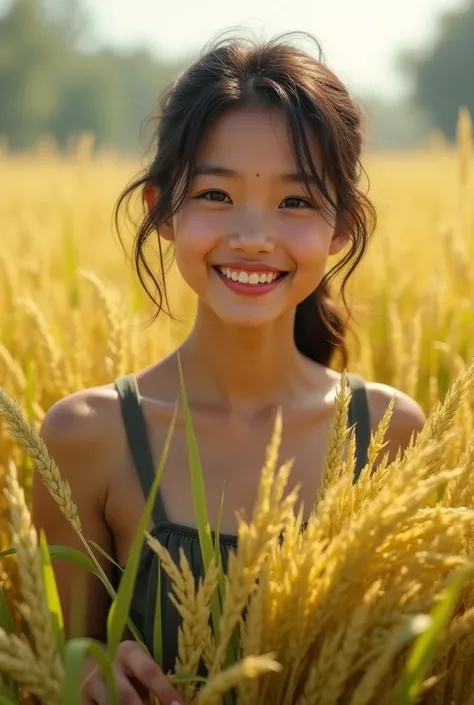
[289,221,334,266]
[172,210,222,285]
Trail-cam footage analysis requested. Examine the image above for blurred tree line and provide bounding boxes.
[1,0,473,151]
[0,0,186,151]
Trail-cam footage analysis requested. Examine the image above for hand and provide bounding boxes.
[81,640,182,705]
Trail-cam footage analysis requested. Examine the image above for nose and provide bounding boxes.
[228,211,275,255]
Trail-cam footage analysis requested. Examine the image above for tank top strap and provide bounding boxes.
[346,373,371,482]
[114,374,168,526]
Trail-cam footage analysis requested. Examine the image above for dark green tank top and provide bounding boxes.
[112,373,371,674]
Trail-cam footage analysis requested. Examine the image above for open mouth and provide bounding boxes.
[213,265,288,286]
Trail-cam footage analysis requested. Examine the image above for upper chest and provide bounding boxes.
[107,398,345,542]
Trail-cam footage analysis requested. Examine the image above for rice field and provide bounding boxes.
[0,111,474,703]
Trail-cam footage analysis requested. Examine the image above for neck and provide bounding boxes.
[177,303,315,413]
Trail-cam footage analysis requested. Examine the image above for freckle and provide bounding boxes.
[256,173,260,177]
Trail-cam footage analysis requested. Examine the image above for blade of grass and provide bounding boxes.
[39,530,66,660]
[23,355,34,506]
[88,540,124,572]
[107,404,177,659]
[0,589,18,699]
[0,588,13,634]
[214,484,226,608]
[213,485,237,669]
[153,557,162,667]
[178,354,221,641]
[62,638,118,705]
[213,485,236,705]
[393,565,474,705]
[0,545,97,575]
[0,544,144,646]
[0,690,21,705]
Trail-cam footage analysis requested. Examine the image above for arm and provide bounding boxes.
[31,390,115,641]
[31,390,182,705]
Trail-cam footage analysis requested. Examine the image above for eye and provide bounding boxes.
[280,196,315,209]
[195,190,232,203]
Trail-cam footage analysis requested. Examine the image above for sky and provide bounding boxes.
[79,0,467,100]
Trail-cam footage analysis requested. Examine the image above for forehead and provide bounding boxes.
[195,106,322,174]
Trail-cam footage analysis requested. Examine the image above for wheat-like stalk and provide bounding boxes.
[0,629,63,704]
[0,385,81,533]
[199,654,281,705]
[4,459,64,685]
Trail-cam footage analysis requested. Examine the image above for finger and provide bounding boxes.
[81,673,109,705]
[114,666,146,705]
[117,642,182,705]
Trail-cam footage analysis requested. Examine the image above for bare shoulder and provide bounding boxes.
[365,382,427,459]
[40,383,120,449]
[37,384,123,503]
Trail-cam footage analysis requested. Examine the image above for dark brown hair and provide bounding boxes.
[115,31,376,368]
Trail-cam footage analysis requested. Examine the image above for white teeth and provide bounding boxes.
[218,267,281,285]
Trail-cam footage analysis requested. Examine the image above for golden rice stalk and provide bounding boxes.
[0,629,63,704]
[80,269,126,378]
[0,342,27,394]
[197,654,280,705]
[0,385,82,533]
[348,621,420,705]
[16,297,68,394]
[444,434,474,506]
[315,580,382,705]
[237,565,267,704]
[208,410,297,677]
[294,624,345,705]
[403,308,422,398]
[0,252,16,313]
[351,394,396,513]
[170,547,219,703]
[4,459,64,686]
[316,370,350,503]
[284,449,461,701]
[402,356,474,476]
[388,301,404,389]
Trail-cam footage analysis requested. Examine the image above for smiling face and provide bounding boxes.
[162,106,349,328]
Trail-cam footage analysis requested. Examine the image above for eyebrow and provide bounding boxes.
[193,164,321,185]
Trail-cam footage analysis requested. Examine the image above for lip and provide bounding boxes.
[212,265,288,296]
[213,262,286,274]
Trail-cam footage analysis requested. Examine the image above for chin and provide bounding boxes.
[211,305,284,329]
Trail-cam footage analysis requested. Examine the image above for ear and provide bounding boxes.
[143,184,174,242]
[329,210,351,255]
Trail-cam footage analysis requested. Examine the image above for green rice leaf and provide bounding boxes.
[214,484,226,602]
[0,690,21,705]
[62,638,118,705]
[0,590,18,699]
[393,565,474,705]
[39,530,66,660]
[0,544,143,644]
[88,540,124,572]
[178,354,221,640]
[23,355,34,505]
[153,557,162,667]
[107,404,177,659]
[0,545,97,575]
[0,587,13,633]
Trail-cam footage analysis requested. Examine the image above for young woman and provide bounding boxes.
[32,33,426,705]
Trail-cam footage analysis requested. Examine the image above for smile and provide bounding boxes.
[212,265,289,296]
[217,266,284,284]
